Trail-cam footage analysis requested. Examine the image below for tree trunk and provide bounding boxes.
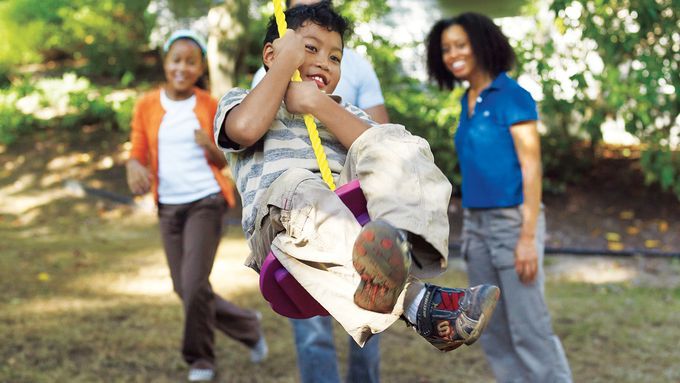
[207,0,250,99]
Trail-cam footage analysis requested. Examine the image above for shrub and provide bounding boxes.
[0,0,154,77]
[0,74,137,144]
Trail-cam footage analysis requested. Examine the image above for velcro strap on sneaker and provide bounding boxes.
[416,284,436,336]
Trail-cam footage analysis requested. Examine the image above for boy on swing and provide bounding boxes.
[214,2,500,352]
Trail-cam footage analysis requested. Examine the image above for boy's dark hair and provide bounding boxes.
[285,0,333,9]
[263,1,348,50]
[426,12,515,90]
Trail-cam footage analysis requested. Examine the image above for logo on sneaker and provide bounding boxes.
[415,283,500,352]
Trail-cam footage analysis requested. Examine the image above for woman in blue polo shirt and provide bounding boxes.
[426,13,572,383]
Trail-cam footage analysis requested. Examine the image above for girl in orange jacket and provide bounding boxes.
[126,30,267,382]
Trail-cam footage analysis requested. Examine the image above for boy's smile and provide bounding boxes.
[297,22,343,94]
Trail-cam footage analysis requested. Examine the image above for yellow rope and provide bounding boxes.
[273,0,336,190]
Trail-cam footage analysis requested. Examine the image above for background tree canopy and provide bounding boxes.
[1,0,678,199]
[516,0,679,195]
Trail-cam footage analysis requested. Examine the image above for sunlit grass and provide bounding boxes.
[2,199,678,382]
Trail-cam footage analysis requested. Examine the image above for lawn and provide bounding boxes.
[1,198,679,382]
[1,131,679,382]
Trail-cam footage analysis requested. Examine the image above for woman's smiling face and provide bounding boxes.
[440,24,477,81]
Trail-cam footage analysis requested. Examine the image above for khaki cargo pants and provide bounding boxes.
[247,124,452,346]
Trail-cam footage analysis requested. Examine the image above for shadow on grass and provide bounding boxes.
[1,128,679,382]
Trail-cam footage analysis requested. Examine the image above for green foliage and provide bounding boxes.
[0,74,137,144]
[640,147,680,196]
[111,96,136,133]
[0,0,155,77]
[517,0,680,197]
[0,100,37,145]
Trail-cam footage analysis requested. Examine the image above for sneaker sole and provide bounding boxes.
[352,221,410,313]
[462,285,500,346]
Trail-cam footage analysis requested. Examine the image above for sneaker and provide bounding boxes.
[415,283,500,352]
[352,220,412,313]
[188,360,215,382]
[250,312,268,363]
[250,335,268,363]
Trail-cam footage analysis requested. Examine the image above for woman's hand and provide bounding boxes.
[514,235,538,284]
[126,159,152,195]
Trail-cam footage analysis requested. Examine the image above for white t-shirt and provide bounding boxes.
[251,48,384,109]
[157,90,221,204]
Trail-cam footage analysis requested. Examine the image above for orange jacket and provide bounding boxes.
[128,87,236,207]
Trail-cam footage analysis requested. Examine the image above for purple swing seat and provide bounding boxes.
[258,179,370,319]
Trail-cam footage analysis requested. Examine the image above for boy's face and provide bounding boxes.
[266,22,343,94]
[298,22,343,94]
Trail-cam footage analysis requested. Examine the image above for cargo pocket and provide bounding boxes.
[460,236,471,262]
[488,207,522,270]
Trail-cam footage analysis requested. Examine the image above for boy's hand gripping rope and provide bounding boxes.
[273,0,336,191]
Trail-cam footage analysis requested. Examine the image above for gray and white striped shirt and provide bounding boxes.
[213,87,374,238]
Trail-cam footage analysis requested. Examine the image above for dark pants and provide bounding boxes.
[158,193,261,365]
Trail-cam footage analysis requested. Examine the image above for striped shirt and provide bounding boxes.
[213,88,374,238]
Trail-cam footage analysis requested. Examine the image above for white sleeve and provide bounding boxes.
[251,66,266,88]
[353,55,385,110]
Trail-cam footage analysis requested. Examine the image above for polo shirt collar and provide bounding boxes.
[488,72,509,91]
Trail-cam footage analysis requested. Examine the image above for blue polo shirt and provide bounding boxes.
[454,72,538,208]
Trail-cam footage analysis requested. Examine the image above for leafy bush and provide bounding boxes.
[516,0,679,198]
[0,98,37,145]
[109,93,136,132]
[0,0,155,77]
[0,74,137,144]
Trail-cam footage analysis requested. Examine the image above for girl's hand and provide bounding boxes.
[271,29,305,71]
[126,159,152,195]
[284,80,324,115]
[194,129,212,148]
[514,235,538,284]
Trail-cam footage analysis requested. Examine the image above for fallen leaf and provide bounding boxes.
[619,210,634,220]
[626,226,640,235]
[605,232,621,242]
[607,242,625,251]
[644,240,660,249]
[37,272,50,282]
[658,220,669,233]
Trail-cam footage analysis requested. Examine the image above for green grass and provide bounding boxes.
[1,130,679,382]
[1,202,679,382]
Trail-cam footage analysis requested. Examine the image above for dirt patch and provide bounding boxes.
[448,151,680,256]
